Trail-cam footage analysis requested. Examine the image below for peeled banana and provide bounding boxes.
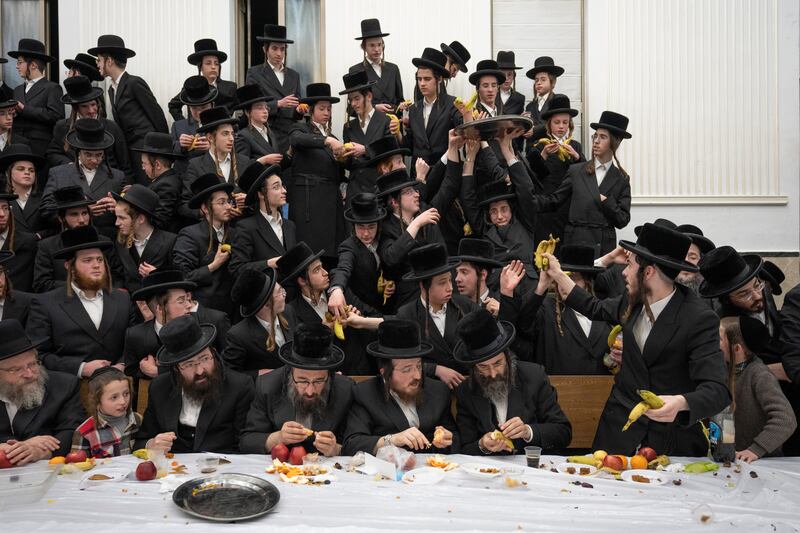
[534,234,560,271]
[648,455,670,469]
[454,92,478,111]
[377,272,395,306]
[638,390,665,409]
[490,430,514,451]
[567,456,602,468]
[607,325,623,349]
[132,449,149,460]
[534,136,574,162]
[325,306,353,341]
[622,390,665,431]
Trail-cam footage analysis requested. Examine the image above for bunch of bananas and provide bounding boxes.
[622,389,665,431]
[454,92,478,111]
[324,305,353,340]
[534,234,560,271]
[534,136,574,162]
[376,272,395,306]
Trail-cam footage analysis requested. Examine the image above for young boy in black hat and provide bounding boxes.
[350,19,404,113]
[441,41,472,80]
[168,38,238,121]
[133,132,184,232]
[0,143,49,238]
[496,51,525,115]
[170,75,217,180]
[234,84,283,163]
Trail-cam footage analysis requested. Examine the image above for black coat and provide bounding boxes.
[0,370,85,456]
[33,232,122,293]
[245,64,302,152]
[11,192,52,238]
[342,375,458,455]
[110,72,169,145]
[455,361,572,454]
[240,367,354,454]
[26,287,132,375]
[147,168,182,233]
[235,125,281,160]
[403,94,463,166]
[0,133,31,152]
[780,284,800,385]
[341,111,391,203]
[0,289,34,326]
[228,212,296,278]
[194,304,231,352]
[222,308,297,378]
[12,79,65,156]
[330,236,385,312]
[178,151,251,223]
[113,228,177,293]
[348,61,404,109]
[566,284,731,456]
[524,93,556,128]
[46,118,133,183]
[1,228,37,292]
[134,367,254,454]
[169,115,203,179]
[168,79,238,121]
[497,90,526,115]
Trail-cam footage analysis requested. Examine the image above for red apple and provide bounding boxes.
[65,450,87,464]
[271,443,290,462]
[288,446,307,466]
[638,447,657,462]
[603,454,624,471]
[135,460,158,481]
[0,450,12,469]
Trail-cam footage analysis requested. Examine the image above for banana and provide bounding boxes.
[465,92,478,110]
[220,244,231,253]
[472,109,480,120]
[490,430,514,451]
[648,455,670,469]
[637,390,665,409]
[534,234,560,271]
[622,401,650,431]
[324,312,346,341]
[454,97,463,108]
[463,222,473,236]
[622,391,665,431]
[386,113,400,124]
[567,456,602,468]
[383,281,395,306]
[132,449,149,460]
[607,325,623,349]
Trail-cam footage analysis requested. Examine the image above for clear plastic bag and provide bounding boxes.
[377,443,417,476]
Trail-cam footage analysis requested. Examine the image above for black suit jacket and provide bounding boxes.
[403,94,463,166]
[341,111,391,202]
[330,235,384,312]
[496,90,526,115]
[780,284,800,385]
[348,61,404,108]
[194,305,231,352]
[240,367,354,454]
[456,361,572,454]
[222,308,297,378]
[113,228,177,293]
[1,289,34,326]
[134,367,254,453]
[46,118,133,183]
[168,79,238,121]
[178,152,252,223]
[110,72,168,145]
[342,375,458,455]
[235,125,281,160]
[1,229,37,292]
[0,370,85,456]
[229,212,296,278]
[147,168,182,233]
[11,192,52,237]
[33,232,122,293]
[245,64,302,151]
[12,79,65,155]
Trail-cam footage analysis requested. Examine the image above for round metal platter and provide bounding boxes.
[172,473,280,522]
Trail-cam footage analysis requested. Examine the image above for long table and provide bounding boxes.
[3,453,800,532]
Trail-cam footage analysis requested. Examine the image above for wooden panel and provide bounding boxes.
[550,375,613,449]
[137,378,151,415]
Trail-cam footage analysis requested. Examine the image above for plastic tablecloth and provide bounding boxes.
[3,453,800,532]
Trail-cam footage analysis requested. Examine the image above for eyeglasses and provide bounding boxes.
[0,360,41,375]
[291,376,328,389]
[211,198,235,207]
[178,353,214,371]
[731,278,764,302]
[169,296,191,306]
[0,110,15,118]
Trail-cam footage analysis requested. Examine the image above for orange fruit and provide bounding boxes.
[49,456,66,465]
[630,454,648,470]
[613,455,628,470]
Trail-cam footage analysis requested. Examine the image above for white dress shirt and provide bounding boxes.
[110,72,124,94]
[302,292,329,321]
[179,392,203,427]
[154,320,164,336]
[79,163,98,187]
[312,121,327,137]
[72,283,104,329]
[389,390,420,427]
[537,93,551,111]
[573,309,593,338]
[424,297,447,337]
[500,90,511,105]
[269,61,285,85]
[632,289,676,352]
[594,158,613,188]
[212,224,225,244]
[423,98,437,128]
[360,108,375,134]
[25,76,44,93]
[15,190,30,210]
[482,104,498,117]
[133,229,153,257]
[211,151,232,181]
[369,61,382,78]
[0,229,7,250]
[253,123,270,144]
[260,209,283,245]
[256,315,287,347]
[0,131,7,151]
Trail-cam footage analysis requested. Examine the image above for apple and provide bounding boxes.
[0,450,12,469]
[271,443,290,462]
[135,460,158,481]
[65,450,87,464]
[638,447,657,463]
[603,454,624,471]
[593,450,608,462]
[288,446,307,466]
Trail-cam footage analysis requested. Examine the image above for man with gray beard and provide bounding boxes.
[0,320,85,464]
[454,309,571,455]
[240,323,354,457]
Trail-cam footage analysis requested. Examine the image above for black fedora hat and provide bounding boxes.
[0,97,17,110]
[619,223,698,275]
[739,316,771,355]
[760,260,785,296]
[525,56,564,79]
[412,47,450,79]
[299,83,340,105]
[132,132,184,160]
[234,84,273,110]
[238,161,281,206]
[88,35,136,58]
[53,225,113,259]
[187,38,228,65]
[453,309,516,365]
[256,24,294,44]
[0,186,17,202]
[698,246,763,299]
[468,59,506,87]
[53,185,93,210]
[365,136,410,167]
[590,110,632,139]
[197,106,237,133]
[279,322,344,370]
[61,75,104,105]
[157,315,217,366]
[187,173,234,209]
[178,75,218,107]
[366,320,433,359]
[0,143,45,172]
[344,193,386,224]
[8,38,55,63]
[355,18,389,40]
[231,267,278,318]
[66,118,114,151]
[375,168,417,198]
[403,243,459,282]
[558,244,605,275]
[455,238,503,269]
[0,250,15,266]
[131,269,197,302]
[339,67,376,95]
[440,41,471,73]
[478,179,516,207]
[540,94,579,120]
[277,241,325,284]
[64,53,103,82]
[111,184,159,219]
[634,218,677,236]
[674,224,715,255]
[0,319,46,362]
[495,51,521,70]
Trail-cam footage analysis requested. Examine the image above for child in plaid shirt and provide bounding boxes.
[71,367,142,458]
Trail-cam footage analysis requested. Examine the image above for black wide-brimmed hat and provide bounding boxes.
[619,223,698,275]
[698,246,763,299]
[365,136,410,166]
[61,75,104,105]
[344,193,386,224]
[634,218,676,236]
[0,250,14,267]
[277,241,325,284]
[760,260,785,296]
[403,243,459,282]
[131,269,197,302]
[256,24,294,44]
[132,132,184,160]
[412,47,450,79]
[455,238,503,269]
[157,315,217,366]
[454,309,516,365]
[355,18,389,40]
[8,38,55,63]
[739,316,771,355]
[478,179,516,207]
[366,320,433,359]
[238,161,281,206]
[558,244,605,275]
[299,83,340,105]
[525,56,564,79]
[675,224,715,255]
[590,110,632,139]
[0,319,46,362]
[197,106,237,133]
[279,323,345,370]
[88,35,136,58]
[111,184,159,219]
[53,185,92,210]
[187,38,228,65]
[231,267,278,318]
[0,97,17,110]
[234,84,273,110]
[339,67,376,95]
[0,186,17,202]
[468,59,506,87]
[495,51,521,70]
[53,225,113,259]
[64,53,103,82]
[440,41,471,72]
[540,94,579,120]
[187,173,234,209]
[375,168,417,198]
[178,75,218,107]
[0,143,45,172]
[66,118,114,151]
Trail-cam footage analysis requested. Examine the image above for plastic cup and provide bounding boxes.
[524,446,542,468]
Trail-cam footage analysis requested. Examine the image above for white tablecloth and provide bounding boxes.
[3,453,800,532]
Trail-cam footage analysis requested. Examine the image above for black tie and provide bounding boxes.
[108,86,115,105]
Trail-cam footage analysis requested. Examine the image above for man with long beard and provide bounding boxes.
[135,315,253,454]
[0,320,85,464]
[343,320,457,455]
[240,323,353,456]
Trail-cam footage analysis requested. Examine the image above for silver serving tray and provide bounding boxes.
[172,473,280,522]
[455,115,533,141]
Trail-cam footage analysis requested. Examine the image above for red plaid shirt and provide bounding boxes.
[71,412,142,458]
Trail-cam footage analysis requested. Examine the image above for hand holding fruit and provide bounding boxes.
[280,421,310,445]
[500,417,531,441]
[643,394,688,423]
[314,431,340,457]
[147,432,176,453]
[391,427,431,451]
[209,243,231,272]
[432,426,453,449]
[480,431,510,453]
